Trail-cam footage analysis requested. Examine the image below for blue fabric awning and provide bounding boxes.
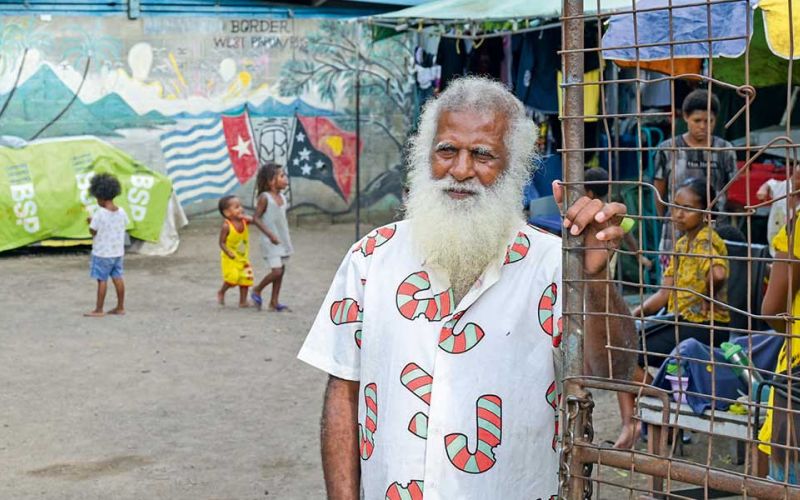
[601,0,751,61]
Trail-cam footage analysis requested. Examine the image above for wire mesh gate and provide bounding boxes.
[559,0,800,497]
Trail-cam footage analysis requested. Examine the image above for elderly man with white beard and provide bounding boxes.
[298,76,636,500]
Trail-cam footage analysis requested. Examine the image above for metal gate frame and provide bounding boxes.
[559,0,800,497]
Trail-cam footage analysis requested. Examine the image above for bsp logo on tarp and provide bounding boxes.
[6,164,40,234]
[75,171,155,223]
[128,174,155,222]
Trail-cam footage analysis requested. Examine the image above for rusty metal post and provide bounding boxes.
[561,0,588,498]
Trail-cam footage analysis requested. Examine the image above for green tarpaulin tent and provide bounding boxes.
[0,136,172,252]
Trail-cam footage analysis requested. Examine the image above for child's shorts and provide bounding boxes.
[265,255,290,269]
[90,255,124,281]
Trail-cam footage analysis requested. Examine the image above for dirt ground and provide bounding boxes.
[0,219,740,499]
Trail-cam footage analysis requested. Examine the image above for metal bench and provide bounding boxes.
[638,395,768,497]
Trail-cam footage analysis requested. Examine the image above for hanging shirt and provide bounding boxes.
[437,38,468,92]
[514,29,560,114]
[298,221,563,499]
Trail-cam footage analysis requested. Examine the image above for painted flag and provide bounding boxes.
[160,111,259,206]
[287,115,361,202]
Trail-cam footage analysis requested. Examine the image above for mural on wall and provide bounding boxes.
[0,17,413,216]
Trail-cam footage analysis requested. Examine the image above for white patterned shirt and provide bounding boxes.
[298,220,563,500]
[90,207,129,258]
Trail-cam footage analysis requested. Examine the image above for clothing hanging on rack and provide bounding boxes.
[466,36,504,81]
[436,37,468,92]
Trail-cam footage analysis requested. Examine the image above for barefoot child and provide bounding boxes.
[250,162,293,311]
[85,173,129,317]
[218,195,255,307]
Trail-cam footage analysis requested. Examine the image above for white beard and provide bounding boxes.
[406,168,527,300]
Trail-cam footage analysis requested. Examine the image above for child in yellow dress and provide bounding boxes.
[217,195,255,307]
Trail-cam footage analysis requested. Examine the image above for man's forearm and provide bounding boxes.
[321,376,360,500]
[584,277,638,380]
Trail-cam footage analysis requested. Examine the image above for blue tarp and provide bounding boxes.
[602,0,751,62]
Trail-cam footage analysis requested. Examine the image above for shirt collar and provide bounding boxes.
[420,222,523,313]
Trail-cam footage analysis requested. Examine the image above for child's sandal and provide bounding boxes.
[250,291,263,310]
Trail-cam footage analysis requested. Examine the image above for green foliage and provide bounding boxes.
[0,20,52,76]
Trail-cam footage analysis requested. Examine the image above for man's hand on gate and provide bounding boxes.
[552,180,628,276]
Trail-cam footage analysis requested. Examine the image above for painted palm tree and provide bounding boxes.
[31,24,122,139]
[0,19,52,123]
[278,20,414,154]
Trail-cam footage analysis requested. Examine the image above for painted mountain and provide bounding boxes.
[248,97,337,117]
[0,65,172,140]
[170,97,336,120]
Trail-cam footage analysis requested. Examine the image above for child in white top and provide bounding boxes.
[85,173,129,317]
[757,169,800,257]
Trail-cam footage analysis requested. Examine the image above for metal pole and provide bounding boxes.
[561,0,587,498]
[354,24,362,242]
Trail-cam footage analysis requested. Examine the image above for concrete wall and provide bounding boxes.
[0,16,413,217]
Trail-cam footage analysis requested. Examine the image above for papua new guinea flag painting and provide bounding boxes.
[287,115,361,202]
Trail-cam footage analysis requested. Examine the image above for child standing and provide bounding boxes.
[218,195,255,307]
[250,162,293,312]
[85,173,129,317]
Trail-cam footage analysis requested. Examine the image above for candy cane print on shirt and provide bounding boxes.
[401,363,432,404]
[330,298,363,348]
[545,381,557,410]
[408,412,428,439]
[545,381,561,451]
[385,479,423,500]
[396,271,454,321]
[353,224,396,257]
[503,231,530,265]
[330,298,362,325]
[538,283,562,347]
[359,383,378,460]
[438,310,485,354]
[401,362,432,439]
[444,394,502,474]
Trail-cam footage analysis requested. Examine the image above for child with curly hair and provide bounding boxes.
[217,195,255,307]
[85,173,129,317]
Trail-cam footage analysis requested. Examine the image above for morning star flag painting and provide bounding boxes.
[160,111,259,206]
[287,115,360,202]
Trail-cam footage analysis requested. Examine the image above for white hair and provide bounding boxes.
[404,77,539,299]
[408,77,539,198]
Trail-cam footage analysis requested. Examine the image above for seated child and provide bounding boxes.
[614,178,730,448]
